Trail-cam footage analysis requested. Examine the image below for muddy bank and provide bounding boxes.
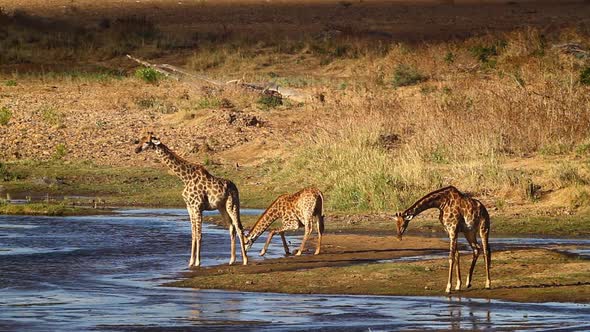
[172,234,590,303]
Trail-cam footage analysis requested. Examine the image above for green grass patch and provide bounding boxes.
[0,202,104,216]
[581,66,590,86]
[391,64,427,87]
[0,159,273,209]
[0,106,12,126]
[257,94,283,110]
[135,67,163,84]
[194,97,222,110]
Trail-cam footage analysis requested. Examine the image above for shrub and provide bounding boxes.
[135,67,162,84]
[444,51,455,64]
[392,64,427,87]
[5,80,16,86]
[194,97,221,110]
[39,106,63,127]
[580,66,590,86]
[257,95,283,110]
[469,41,505,63]
[53,144,68,160]
[0,107,12,126]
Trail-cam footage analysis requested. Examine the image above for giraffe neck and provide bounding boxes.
[404,186,456,217]
[154,143,198,184]
[247,201,281,244]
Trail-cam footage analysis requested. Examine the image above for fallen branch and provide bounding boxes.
[126,54,316,103]
[552,43,589,58]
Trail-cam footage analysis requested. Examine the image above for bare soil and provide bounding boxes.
[171,233,590,303]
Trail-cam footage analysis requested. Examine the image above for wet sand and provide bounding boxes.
[174,233,590,303]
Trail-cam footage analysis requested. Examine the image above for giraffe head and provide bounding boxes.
[394,212,412,241]
[135,132,161,153]
[244,232,254,251]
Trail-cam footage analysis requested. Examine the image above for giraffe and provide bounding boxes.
[394,186,491,293]
[135,132,248,267]
[245,187,324,257]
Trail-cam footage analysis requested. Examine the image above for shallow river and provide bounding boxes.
[1,209,588,331]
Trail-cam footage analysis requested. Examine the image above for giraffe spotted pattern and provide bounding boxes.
[245,187,325,257]
[135,132,248,267]
[394,186,491,293]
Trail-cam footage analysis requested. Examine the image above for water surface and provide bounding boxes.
[1,210,588,331]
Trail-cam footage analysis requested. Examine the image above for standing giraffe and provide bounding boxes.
[245,187,324,257]
[135,132,248,267]
[394,186,491,293]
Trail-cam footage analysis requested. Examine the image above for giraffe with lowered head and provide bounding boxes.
[394,186,491,293]
[245,187,325,257]
[135,132,248,267]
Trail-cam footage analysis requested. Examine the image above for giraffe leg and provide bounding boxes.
[220,208,237,265]
[446,230,458,294]
[228,223,237,265]
[261,230,276,256]
[296,224,313,256]
[226,196,248,265]
[481,224,492,289]
[314,215,323,255]
[188,207,203,268]
[464,231,480,289]
[454,246,462,291]
[188,219,196,267]
[279,232,291,256]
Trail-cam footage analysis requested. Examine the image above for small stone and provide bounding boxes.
[245,280,254,285]
[424,286,431,290]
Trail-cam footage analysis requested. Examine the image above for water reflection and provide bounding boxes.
[0,210,589,331]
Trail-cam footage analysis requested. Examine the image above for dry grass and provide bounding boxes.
[1,2,590,214]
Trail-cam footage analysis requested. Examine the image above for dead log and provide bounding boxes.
[552,43,589,58]
[126,54,316,103]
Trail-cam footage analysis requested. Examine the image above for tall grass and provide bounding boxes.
[266,27,590,212]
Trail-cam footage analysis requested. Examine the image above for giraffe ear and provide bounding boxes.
[152,138,161,145]
[404,215,414,221]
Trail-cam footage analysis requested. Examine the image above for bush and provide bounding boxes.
[392,64,427,87]
[581,67,590,86]
[53,144,68,160]
[39,106,63,127]
[257,94,283,110]
[135,67,163,84]
[0,107,12,126]
[469,41,505,63]
[5,80,17,86]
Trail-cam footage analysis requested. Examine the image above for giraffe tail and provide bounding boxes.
[317,189,325,234]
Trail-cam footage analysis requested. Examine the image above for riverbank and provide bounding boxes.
[171,233,590,304]
[0,202,112,216]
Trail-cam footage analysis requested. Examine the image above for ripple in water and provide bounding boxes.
[0,209,588,331]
